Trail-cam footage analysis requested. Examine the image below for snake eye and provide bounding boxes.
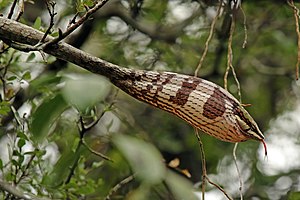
[235,112,265,141]
[236,115,251,132]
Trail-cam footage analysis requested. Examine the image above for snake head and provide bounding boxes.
[235,105,267,155]
[235,109,264,140]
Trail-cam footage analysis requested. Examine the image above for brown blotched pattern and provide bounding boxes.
[202,88,226,119]
[110,68,264,143]
[169,77,202,106]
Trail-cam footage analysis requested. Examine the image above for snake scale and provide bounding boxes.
[108,67,266,154]
[0,17,266,154]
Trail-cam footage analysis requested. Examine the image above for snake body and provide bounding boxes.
[108,67,265,144]
[0,17,265,148]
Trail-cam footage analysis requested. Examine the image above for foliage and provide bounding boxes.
[0,0,300,200]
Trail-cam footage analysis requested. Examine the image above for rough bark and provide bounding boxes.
[0,17,120,79]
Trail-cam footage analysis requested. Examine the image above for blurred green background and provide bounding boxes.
[1,0,300,199]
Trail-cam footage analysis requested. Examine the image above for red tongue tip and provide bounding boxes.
[261,139,268,156]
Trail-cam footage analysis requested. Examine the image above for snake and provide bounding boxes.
[108,67,267,155]
[0,17,267,155]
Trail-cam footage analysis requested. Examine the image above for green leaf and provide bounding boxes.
[76,0,94,12]
[12,159,18,166]
[24,151,36,155]
[17,138,26,149]
[0,1,12,10]
[22,71,31,80]
[29,74,62,95]
[6,173,15,181]
[51,31,59,37]
[17,131,29,141]
[0,101,10,115]
[35,149,47,157]
[33,17,42,30]
[18,155,24,166]
[26,53,36,62]
[91,161,104,168]
[71,138,80,153]
[77,183,95,195]
[42,146,85,187]
[12,150,19,156]
[31,93,69,142]
[7,75,18,81]
[62,74,110,112]
[0,159,3,170]
[165,171,197,200]
[113,135,165,184]
[42,149,76,187]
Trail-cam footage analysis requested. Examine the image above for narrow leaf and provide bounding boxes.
[113,135,165,184]
[42,149,76,187]
[17,138,26,149]
[165,171,197,200]
[0,159,3,170]
[31,93,69,142]
[22,71,31,80]
[42,145,85,187]
[33,17,42,30]
[62,75,109,112]
[7,76,18,81]
[26,53,36,62]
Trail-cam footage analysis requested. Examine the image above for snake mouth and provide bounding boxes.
[245,129,267,156]
[242,130,267,156]
[243,129,265,143]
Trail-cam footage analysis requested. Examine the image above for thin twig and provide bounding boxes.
[194,128,232,200]
[15,154,36,184]
[194,128,206,200]
[233,143,243,200]
[41,0,110,49]
[65,116,89,184]
[15,0,24,21]
[64,134,83,184]
[105,174,135,200]
[7,0,18,19]
[40,1,57,43]
[231,64,242,102]
[0,51,14,101]
[67,13,80,29]
[65,97,117,184]
[194,2,223,77]
[82,140,113,162]
[224,12,242,102]
[80,95,118,162]
[224,15,234,91]
[6,41,36,52]
[206,176,232,200]
[240,5,248,49]
[287,0,300,80]
[224,7,244,198]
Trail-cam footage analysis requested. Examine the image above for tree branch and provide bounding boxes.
[0,17,120,79]
[0,17,96,127]
[0,180,50,200]
[42,0,109,48]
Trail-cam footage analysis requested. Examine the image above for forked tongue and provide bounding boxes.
[260,139,268,157]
